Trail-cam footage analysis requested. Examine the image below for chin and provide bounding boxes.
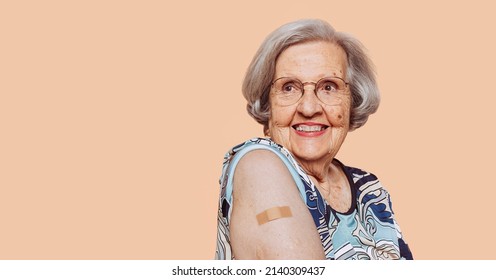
[292,146,331,162]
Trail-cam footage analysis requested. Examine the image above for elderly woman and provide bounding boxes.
[215,19,413,260]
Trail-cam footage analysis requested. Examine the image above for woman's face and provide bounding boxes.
[268,41,351,166]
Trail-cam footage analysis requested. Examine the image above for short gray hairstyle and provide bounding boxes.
[242,19,380,134]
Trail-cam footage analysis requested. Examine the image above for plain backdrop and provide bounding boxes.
[1,0,495,259]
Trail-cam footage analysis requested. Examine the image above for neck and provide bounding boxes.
[298,155,335,184]
[305,159,352,213]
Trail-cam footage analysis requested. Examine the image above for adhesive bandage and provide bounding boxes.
[256,206,292,225]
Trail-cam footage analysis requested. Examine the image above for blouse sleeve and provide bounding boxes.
[389,194,414,259]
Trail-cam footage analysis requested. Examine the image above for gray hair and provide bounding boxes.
[242,19,380,134]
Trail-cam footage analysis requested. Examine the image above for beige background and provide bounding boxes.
[1,0,495,259]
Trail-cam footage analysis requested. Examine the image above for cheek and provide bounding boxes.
[269,106,294,128]
[325,104,350,127]
[268,106,295,142]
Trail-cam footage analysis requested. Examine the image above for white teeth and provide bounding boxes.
[295,125,326,132]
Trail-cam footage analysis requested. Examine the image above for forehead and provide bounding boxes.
[275,40,348,79]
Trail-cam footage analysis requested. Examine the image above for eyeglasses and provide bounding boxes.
[271,76,349,106]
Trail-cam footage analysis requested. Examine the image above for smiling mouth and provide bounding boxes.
[292,124,329,132]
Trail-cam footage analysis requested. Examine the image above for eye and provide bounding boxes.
[281,81,299,93]
[320,80,338,92]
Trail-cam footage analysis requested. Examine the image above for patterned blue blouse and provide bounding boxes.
[215,138,413,260]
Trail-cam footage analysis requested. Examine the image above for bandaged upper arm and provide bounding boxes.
[256,206,293,225]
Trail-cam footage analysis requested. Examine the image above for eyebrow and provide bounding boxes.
[275,75,347,82]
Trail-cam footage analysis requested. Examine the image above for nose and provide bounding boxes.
[297,85,323,117]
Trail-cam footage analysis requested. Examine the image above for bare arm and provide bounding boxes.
[229,150,325,259]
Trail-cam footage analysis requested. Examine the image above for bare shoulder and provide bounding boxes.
[233,149,297,201]
[230,149,325,259]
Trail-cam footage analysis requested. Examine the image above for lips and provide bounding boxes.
[294,125,327,132]
[292,123,329,136]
